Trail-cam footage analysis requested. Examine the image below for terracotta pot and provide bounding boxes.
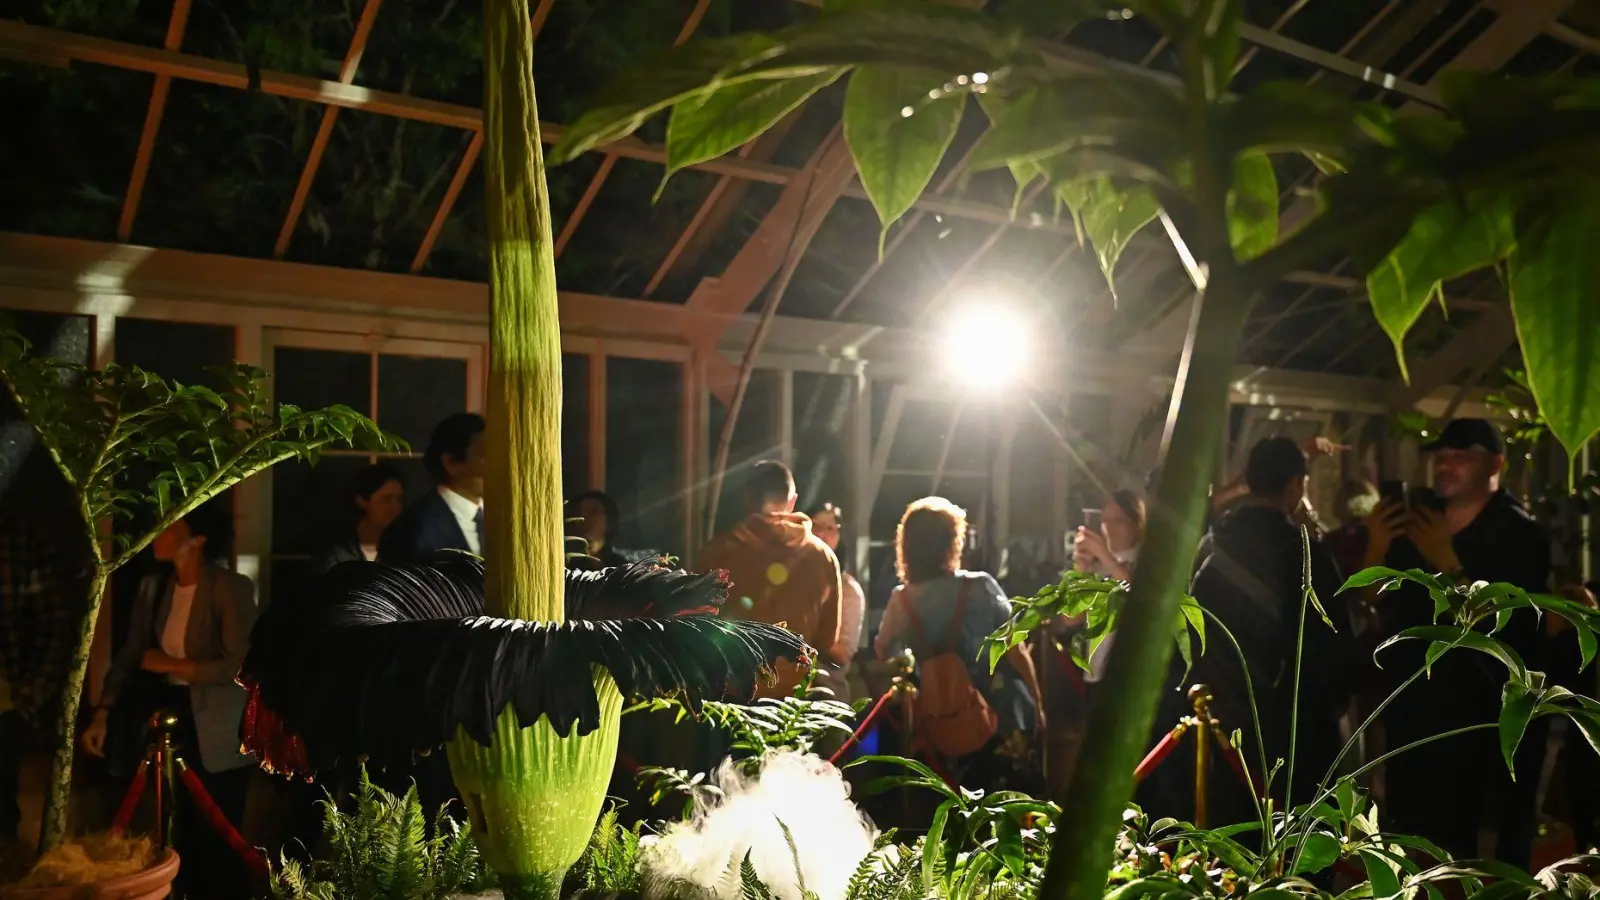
[3,849,180,900]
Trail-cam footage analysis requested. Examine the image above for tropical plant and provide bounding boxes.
[632,668,861,816]
[549,3,1600,899]
[230,3,811,899]
[0,326,395,854]
[567,806,645,898]
[267,771,496,900]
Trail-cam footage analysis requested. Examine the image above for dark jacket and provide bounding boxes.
[312,533,367,575]
[379,490,474,565]
[1379,490,1551,730]
[1184,504,1355,807]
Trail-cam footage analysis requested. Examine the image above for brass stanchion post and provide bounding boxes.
[1188,685,1213,830]
[149,709,180,850]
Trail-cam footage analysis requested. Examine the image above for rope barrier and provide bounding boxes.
[108,709,269,878]
[178,763,269,878]
[110,764,149,834]
[1133,727,1186,783]
[828,689,898,765]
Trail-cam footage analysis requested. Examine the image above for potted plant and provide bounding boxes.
[0,325,396,889]
[545,2,1600,899]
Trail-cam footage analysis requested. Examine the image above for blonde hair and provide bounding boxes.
[895,497,967,585]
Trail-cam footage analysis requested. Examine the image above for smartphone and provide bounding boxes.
[1082,508,1103,532]
[1409,486,1444,513]
[1378,480,1407,508]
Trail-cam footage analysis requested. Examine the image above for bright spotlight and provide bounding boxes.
[939,304,1031,392]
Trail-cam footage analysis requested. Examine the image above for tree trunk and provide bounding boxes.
[39,566,108,852]
[1037,269,1252,900]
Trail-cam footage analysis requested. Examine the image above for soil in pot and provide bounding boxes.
[3,833,179,900]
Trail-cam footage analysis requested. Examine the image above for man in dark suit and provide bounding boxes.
[380,413,485,564]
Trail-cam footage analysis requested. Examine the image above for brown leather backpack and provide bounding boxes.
[902,578,998,758]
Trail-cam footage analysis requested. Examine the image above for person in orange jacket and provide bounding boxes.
[699,460,841,697]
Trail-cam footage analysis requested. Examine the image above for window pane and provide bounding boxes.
[274,348,370,416]
[791,372,853,517]
[378,354,468,450]
[271,455,371,556]
[562,353,589,499]
[706,369,779,535]
[605,357,682,558]
[118,318,235,389]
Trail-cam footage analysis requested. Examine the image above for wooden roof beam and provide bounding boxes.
[116,0,191,242]
[3,19,1350,288]
[273,0,384,259]
[411,0,554,273]
[552,0,712,259]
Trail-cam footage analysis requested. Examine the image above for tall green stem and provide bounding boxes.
[455,3,612,895]
[38,565,108,852]
[482,0,566,625]
[1038,268,1251,900]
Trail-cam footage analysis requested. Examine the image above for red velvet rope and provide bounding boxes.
[1133,729,1182,783]
[829,690,898,765]
[110,762,149,834]
[178,766,269,878]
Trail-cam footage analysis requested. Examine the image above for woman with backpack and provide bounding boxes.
[874,497,1044,792]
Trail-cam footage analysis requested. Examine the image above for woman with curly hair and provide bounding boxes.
[874,497,1044,790]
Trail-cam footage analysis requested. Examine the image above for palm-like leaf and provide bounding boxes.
[240,557,809,778]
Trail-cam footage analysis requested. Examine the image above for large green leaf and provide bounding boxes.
[844,65,965,238]
[1375,626,1528,684]
[551,33,801,164]
[665,68,844,181]
[1292,832,1342,876]
[1056,176,1162,296]
[1227,151,1278,261]
[1497,681,1538,776]
[552,3,1029,165]
[1364,192,1515,381]
[967,77,1184,177]
[1509,181,1600,462]
[1215,81,1367,161]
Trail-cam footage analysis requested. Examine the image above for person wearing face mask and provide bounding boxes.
[80,506,257,898]
[314,463,406,572]
[1364,419,1551,868]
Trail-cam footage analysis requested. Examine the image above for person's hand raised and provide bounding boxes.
[1363,500,1406,566]
[1406,507,1462,576]
[1301,436,1351,459]
[1074,527,1110,570]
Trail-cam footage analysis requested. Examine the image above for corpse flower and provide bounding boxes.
[235,1,811,896]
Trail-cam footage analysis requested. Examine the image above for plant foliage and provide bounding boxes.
[0,326,397,569]
[267,771,496,900]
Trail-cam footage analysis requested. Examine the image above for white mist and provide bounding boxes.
[643,751,878,900]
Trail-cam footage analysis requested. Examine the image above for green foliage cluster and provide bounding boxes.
[568,807,644,898]
[984,568,1205,678]
[268,772,497,900]
[0,327,397,570]
[631,668,861,816]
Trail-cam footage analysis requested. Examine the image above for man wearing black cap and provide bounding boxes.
[1364,418,1550,867]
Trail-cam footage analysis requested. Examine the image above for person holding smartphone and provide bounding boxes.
[1363,418,1551,868]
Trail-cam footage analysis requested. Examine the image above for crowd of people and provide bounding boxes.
[0,408,1595,892]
